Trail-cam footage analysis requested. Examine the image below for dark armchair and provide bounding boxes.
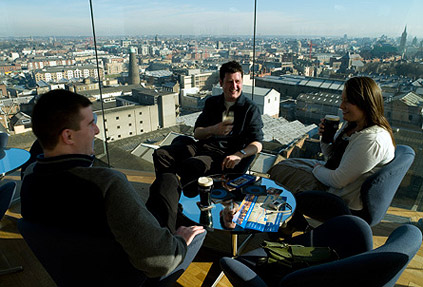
[220,216,422,287]
[18,218,206,287]
[18,219,147,286]
[0,182,24,275]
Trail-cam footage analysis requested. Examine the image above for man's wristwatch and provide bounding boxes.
[239,149,247,157]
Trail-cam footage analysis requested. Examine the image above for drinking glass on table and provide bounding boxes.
[220,201,239,230]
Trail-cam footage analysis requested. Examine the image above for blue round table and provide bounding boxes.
[0,148,31,175]
[179,175,296,256]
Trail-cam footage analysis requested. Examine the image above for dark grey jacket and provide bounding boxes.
[194,93,263,153]
[21,154,187,278]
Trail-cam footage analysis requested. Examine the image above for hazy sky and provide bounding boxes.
[1,0,422,38]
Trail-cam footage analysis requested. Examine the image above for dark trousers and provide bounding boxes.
[146,173,182,234]
[287,190,353,231]
[145,230,207,287]
[153,140,253,197]
[148,139,254,232]
[145,174,207,286]
[153,141,226,194]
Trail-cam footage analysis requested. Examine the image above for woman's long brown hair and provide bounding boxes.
[344,76,396,146]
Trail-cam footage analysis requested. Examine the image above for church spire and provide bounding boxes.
[399,25,407,56]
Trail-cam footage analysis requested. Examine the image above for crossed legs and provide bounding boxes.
[285,190,353,233]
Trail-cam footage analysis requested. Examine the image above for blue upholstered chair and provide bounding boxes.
[220,215,373,286]
[358,144,415,226]
[0,182,16,221]
[0,181,24,275]
[18,218,206,287]
[220,219,422,287]
[300,144,415,228]
[0,131,9,148]
[20,139,43,180]
[18,219,147,286]
[220,221,422,287]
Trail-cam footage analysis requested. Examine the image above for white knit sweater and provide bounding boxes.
[313,125,395,210]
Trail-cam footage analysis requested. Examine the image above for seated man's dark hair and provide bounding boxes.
[31,89,92,150]
[220,61,244,81]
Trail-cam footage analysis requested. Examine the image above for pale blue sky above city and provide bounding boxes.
[0,0,422,38]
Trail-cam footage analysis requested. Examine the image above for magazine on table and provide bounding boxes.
[232,187,292,232]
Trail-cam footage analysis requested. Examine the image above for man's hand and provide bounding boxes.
[194,121,233,140]
[174,225,205,246]
[221,154,242,170]
[213,121,233,136]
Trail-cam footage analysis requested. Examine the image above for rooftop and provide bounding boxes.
[145,70,173,77]
[79,84,140,97]
[297,92,341,106]
[34,65,98,73]
[395,91,423,107]
[242,85,273,97]
[257,75,345,92]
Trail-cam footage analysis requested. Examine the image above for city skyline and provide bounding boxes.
[0,0,422,38]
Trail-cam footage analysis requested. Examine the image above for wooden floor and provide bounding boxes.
[1,170,422,287]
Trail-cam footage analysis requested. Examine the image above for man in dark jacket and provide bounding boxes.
[21,89,205,284]
[150,61,263,201]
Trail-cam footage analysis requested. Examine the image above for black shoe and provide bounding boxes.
[413,218,423,233]
[268,224,296,241]
[278,225,297,239]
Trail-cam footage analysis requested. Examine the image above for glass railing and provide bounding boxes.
[1,1,422,211]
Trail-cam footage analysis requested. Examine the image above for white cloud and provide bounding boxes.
[334,5,346,11]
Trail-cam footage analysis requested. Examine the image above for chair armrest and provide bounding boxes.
[219,257,268,287]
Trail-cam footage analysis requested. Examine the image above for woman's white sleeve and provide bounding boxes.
[313,136,384,189]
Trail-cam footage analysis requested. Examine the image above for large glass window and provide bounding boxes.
[255,1,423,211]
[1,1,422,211]
[0,0,95,189]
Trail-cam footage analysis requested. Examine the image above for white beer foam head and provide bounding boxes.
[325,115,340,121]
[198,176,213,187]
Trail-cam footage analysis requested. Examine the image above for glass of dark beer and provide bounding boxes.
[321,115,340,144]
[198,176,213,207]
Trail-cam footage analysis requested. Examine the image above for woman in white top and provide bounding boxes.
[278,76,396,234]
